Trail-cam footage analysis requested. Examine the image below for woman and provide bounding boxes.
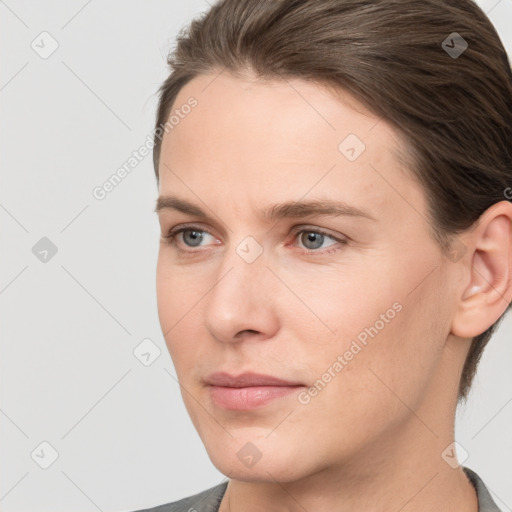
[137,0,512,510]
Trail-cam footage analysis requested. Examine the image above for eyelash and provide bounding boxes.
[161,223,347,256]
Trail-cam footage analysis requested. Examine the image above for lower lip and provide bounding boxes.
[208,385,303,410]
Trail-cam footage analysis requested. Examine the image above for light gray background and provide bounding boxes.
[1,1,511,511]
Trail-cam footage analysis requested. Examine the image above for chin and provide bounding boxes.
[211,457,309,484]
[203,434,315,484]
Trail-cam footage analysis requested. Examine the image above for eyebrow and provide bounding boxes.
[155,195,376,222]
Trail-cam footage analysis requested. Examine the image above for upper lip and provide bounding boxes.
[204,372,303,388]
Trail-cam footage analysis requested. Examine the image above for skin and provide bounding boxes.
[155,70,512,512]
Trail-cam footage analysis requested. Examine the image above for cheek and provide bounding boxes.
[156,257,202,362]
[288,254,447,407]
[156,255,205,325]
[156,258,175,331]
[290,289,445,460]
[326,271,448,419]
[280,262,400,351]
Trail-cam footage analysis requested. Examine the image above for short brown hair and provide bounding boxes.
[153,0,512,402]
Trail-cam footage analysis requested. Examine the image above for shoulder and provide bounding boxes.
[463,466,502,512]
[131,481,228,512]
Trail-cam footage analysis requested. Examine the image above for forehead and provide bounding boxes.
[158,71,424,229]
[165,71,383,161]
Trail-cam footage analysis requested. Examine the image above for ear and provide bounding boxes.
[451,200,512,338]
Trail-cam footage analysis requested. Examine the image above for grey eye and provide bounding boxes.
[301,231,325,250]
[182,230,205,247]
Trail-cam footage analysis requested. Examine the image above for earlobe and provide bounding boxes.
[451,201,512,339]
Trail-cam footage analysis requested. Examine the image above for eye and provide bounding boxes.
[161,224,218,250]
[291,227,346,255]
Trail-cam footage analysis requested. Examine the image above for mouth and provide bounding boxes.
[204,372,306,411]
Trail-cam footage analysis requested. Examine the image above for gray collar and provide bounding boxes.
[134,467,501,511]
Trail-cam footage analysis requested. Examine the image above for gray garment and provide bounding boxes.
[133,466,501,512]
[464,467,502,512]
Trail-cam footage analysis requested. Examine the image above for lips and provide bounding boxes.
[204,371,303,388]
[204,372,305,410]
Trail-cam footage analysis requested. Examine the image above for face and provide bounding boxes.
[155,71,458,482]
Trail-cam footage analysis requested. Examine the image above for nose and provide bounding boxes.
[203,239,280,344]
